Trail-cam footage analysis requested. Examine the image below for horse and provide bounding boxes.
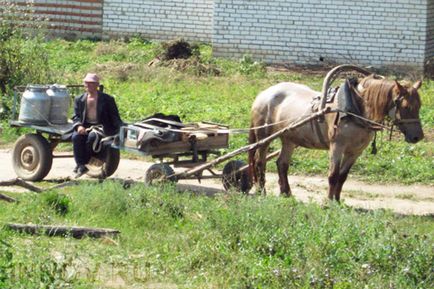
[248,68,424,201]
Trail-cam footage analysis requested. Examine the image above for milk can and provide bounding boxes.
[47,84,70,124]
[18,85,50,125]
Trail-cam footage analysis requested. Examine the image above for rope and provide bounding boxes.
[131,113,313,135]
[333,109,392,131]
[85,125,115,153]
[131,109,398,137]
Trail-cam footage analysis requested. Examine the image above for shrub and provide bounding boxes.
[0,1,51,120]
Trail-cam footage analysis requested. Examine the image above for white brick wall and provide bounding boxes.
[213,0,432,71]
[427,1,434,59]
[3,0,433,72]
[102,0,214,42]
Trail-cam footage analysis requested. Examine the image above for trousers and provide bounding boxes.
[72,131,98,166]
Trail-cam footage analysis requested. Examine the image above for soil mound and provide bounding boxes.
[148,39,221,76]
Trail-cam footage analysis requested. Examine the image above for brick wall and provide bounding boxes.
[213,0,431,71]
[102,0,214,42]
[2,0,433,73]
[427,0,434,59]
[1,0,103,38]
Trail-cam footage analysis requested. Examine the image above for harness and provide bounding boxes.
[311,79,421,153]
[387,94,421,125]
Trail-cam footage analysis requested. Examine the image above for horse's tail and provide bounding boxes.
[248,120,258,184]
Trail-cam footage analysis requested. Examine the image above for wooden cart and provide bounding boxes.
[114,118,252,193]
[9,85,120,181]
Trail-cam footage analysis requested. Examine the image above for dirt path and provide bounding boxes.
[0,149,432,216]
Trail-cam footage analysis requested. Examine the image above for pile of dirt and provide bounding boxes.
[148,39,221,76]
[160,39,195,61]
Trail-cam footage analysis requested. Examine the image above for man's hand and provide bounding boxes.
[77,125,87,135]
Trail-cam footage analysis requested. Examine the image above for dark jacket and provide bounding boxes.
[72,91,123,136]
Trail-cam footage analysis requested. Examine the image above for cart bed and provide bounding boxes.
[10,120,74,136]
[116,120,229,157]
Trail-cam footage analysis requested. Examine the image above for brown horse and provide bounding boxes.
[248,70,424,201]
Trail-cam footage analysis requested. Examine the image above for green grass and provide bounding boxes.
[1,38,433,185]
[1,29,433,289]
[0,182,433,288]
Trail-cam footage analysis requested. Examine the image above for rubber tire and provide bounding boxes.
[12,134,53,181]
[86,147,120,179]
[222,160,252,194]
[145,163,177,185]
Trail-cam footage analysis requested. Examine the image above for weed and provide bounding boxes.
[396,193,417,200]
[43,191,71,216]
[239,54,266,76]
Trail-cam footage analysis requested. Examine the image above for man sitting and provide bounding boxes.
[71,73,123,177]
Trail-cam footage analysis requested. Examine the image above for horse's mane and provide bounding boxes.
[358,76,396,122]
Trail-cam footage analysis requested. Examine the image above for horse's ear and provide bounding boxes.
[394,80,405,94]
[413,80,422,90]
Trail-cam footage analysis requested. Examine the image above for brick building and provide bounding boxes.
[2,0,434,74]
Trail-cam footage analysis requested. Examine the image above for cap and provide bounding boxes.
[83,73,100,83]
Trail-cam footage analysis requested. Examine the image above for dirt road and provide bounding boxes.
[0,149,432,216]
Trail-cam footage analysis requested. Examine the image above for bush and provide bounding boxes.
[0,1,51,120]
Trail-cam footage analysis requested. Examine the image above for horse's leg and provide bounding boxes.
[255,143,269,195]
[328,143,344,201]
[276,138,295,197]
[334,153,359,202]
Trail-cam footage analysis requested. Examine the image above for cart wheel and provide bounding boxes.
[145,163,177,185]
[86,147,120,179]
[222,160,252,193]
[12,134,53,181]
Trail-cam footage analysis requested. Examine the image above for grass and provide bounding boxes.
[345,191,380,200]
[0,31,433,289]
[1,38,432,184]
[0,182,433,288]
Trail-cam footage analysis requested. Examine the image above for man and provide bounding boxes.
[71,73,123,177]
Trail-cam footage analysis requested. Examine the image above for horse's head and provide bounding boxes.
[390,80,424,143]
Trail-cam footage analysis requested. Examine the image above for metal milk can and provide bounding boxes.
[18,85,51,125]
[47,84,70,124]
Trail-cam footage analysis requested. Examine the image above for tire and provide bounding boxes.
[12,134,53,181]
[86,147,120,179]
[222,160,252,193]
[145,163,177,185]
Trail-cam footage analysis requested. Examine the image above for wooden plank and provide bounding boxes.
[146,135,228,156]
[6,223,120,239]
[0,193,17,203]
[0,178,42,193]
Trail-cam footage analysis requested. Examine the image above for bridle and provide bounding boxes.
[387,93,421,126]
